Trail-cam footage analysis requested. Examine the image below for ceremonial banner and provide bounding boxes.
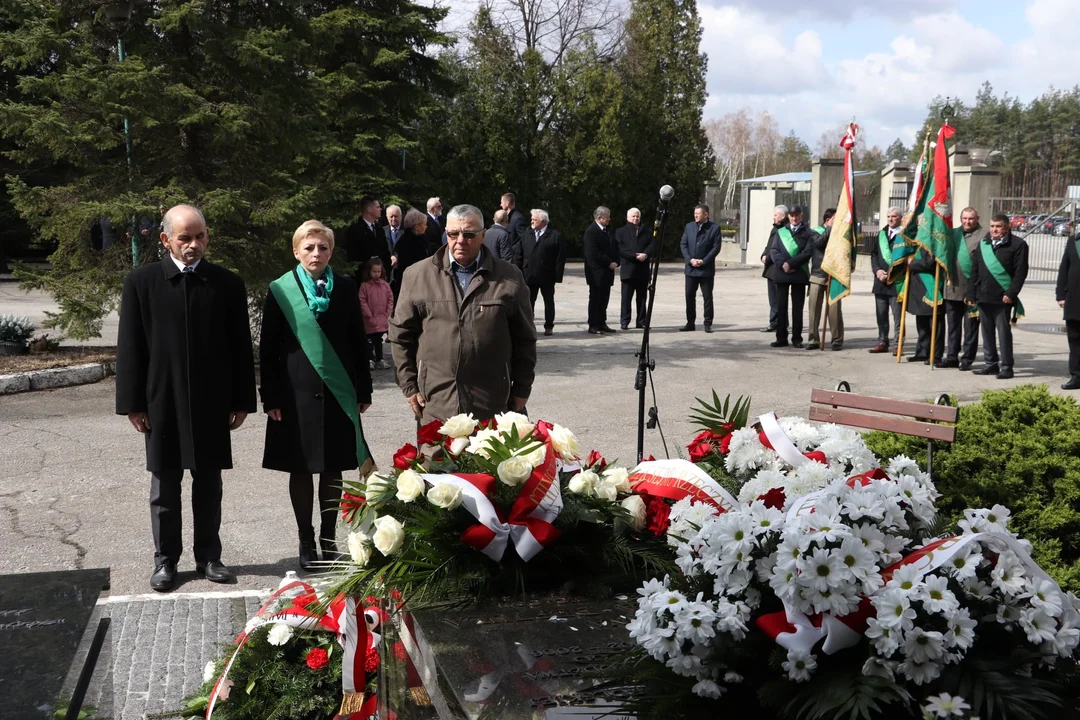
[910,122,960,307]
[888,135,931,291]
[821,123,859,303]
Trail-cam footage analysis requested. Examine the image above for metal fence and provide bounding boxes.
[990,197,1077,282]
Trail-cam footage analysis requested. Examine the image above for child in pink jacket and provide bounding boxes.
[358,258,394,369]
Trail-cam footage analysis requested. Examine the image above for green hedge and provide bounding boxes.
[864,385,1080,593]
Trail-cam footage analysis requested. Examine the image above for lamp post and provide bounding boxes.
[104,1,138,265]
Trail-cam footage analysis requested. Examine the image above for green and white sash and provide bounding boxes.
[269,270,372,470]
[978,242,1025,324]
[777,227,809,276]
[877,229,892,267]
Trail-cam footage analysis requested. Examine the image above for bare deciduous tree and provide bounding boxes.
[481,0,625,63]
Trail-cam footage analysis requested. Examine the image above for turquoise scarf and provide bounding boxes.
[295,264,333,316]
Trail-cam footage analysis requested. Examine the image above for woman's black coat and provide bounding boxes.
[259,269,373,474]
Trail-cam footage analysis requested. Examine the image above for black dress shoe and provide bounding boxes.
[299,538,318,571]
[620,324,629,330]
[831,344,843,351]
[703,325,714,334]
[1062,377,1080,390]
[587,327,603,335]
[770,340,789,348]
[938,359,960,369]
[150,561,177,592]
[679,324,696,331]
[972,365,1000,376]
[959,362,973,371]
[196,560,233,583]
[635,322,645,329]
[792,342,804,348]
[601,324,617,333]
[805,343,820,350]
[759,326,776,333]
[996,369,1014,380]
[907,355,928,362]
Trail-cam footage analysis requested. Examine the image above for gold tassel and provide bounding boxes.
[359,457,378,478]
[410,686,433,706]
[339,692,366,715]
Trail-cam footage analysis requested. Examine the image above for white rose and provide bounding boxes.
[548,423,582,462]
[439,413,478,438]
[520,444,548,468]
[620,495,647,530]
[448,436,470,455]
[595,479,619,502]
[395,469,426,503]
[372,515,406,556]
[266,623,293,646]
[466,429,501,458]
[568,470,599,496]
[202,660,217,683]
[497,455,534,487]
[495,412,535,437]
[366,474,391,496]
[427,483,463,510]
[602,467,632,493]
[347,530,372,566]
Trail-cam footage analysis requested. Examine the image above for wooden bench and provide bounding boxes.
[809,381,957,478]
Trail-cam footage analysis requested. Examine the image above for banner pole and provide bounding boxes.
[896,263,911,363]
[929,264,941,370]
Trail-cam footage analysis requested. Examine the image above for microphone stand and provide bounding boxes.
[635,195,672,463]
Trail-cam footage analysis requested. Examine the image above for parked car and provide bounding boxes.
[1054,220,1074,237]
[1010,214,1026,229]
[1043,215,1068,232]
[1023,214,1049,231]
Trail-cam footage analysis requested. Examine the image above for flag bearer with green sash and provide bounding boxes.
[902,249,945,366]
[260,220,374,571]
[966,213,1029,380]
[807,208,843,351]
[868,207,904,353]
[943,208,982,370]
[766,205,816,348]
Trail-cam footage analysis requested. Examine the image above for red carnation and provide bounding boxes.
[341,492,366,522]
[393,443,420,470]
[687,440,713,463]
[365,649,381,673]
[417,420,443,447]
[306,647,330,670]
[364,595,379,607]
[804,450,828,465]
[393,641,408,662]
[294,591,319,609]
[390,588,402,601]
[584,450,607,469]
[645,495,671,537]
[719,433,732,454]
[757,487,787,510]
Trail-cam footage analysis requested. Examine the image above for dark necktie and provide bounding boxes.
[181,265,194,274]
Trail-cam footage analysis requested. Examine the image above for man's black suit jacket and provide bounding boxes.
[520,226,566,287]
[616,223,655,283]
[583,222,618,286]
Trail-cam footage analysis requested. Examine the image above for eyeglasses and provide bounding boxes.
[446,230,482,241]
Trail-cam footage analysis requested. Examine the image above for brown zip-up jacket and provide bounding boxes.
[389,245,537,423]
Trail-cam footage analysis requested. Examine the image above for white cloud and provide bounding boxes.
[699,0,959,22]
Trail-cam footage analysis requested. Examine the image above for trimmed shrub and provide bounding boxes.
[864,385,1080,593]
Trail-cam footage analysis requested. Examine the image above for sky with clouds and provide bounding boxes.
[435,0,1080,151]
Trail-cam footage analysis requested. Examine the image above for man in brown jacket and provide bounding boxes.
[390,204,537,423]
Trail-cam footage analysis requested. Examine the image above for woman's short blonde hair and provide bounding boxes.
[403,208,427,233]
[292,219,335,251]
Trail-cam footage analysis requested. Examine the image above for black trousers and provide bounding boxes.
[1068,319,1080,379]
[529,282,556,329]
[587,282,611,328]
[150,469,222,565]
[874,293,902,347]
[913,310,945,362]
[774,282,805,343]
[944,299,979,363]
[367,332,384,362]
[979,303,1014,371]
[621,279,647,328]
[289,472,342,543]
[767,278,778,327]
[685,276,714,326]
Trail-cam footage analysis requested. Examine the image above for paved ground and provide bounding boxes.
[1,262,1074,718]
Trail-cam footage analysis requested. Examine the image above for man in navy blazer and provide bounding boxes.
[679,204,722,332]
[767,205,816,348]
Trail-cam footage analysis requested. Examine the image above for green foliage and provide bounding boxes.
[689,391,751,433]
[863,385,1080,594]
[0,0,448,338]
[0,312,33,343]
[775,669,914,720]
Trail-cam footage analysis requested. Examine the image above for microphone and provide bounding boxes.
[655,185,674,231]
[659,185,675,203]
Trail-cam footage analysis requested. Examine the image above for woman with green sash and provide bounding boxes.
[259,220,373,570]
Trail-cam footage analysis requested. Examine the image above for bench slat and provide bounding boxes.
[808,406,957,442]
[810,389,958,423]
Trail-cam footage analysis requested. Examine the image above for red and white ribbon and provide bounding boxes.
[507,439,562,561]
[759,413,809,468]
[628,459,737,512]
[423,473,510,561]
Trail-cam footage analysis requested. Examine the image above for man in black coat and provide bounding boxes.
[583,206,618,334]
[344,195,386,281]
[616,207,655,329]
[942,207,982,369]
[967,213,1028,379]
[760,205,787,332]
[679,204,722,332]
[384,204,403,287]
[869,207,903,353]
[484,210,516,265]
[1056,230,1080,389]
[501,192,528,269]
[902,250,945,365]
[520,208,566,336]
[115,204,256,592]
[767,205,815,348]
[423,197,444,255]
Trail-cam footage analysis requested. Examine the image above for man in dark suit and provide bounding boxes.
[484,209,516,264]
[345,195,385,281]
[423,197,444,255]
[384,204,403,286]
[616,207,654,329]
[1057,229,1080,389]
[501,192,528,269]
[115,204,256,592]
[583,206,618,334]
[942,207,981,369]
[521,208,567,336]
[766,205,815,347]
[967,213,1028,379]
[679,203,722,333]
[869,207,903,353]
